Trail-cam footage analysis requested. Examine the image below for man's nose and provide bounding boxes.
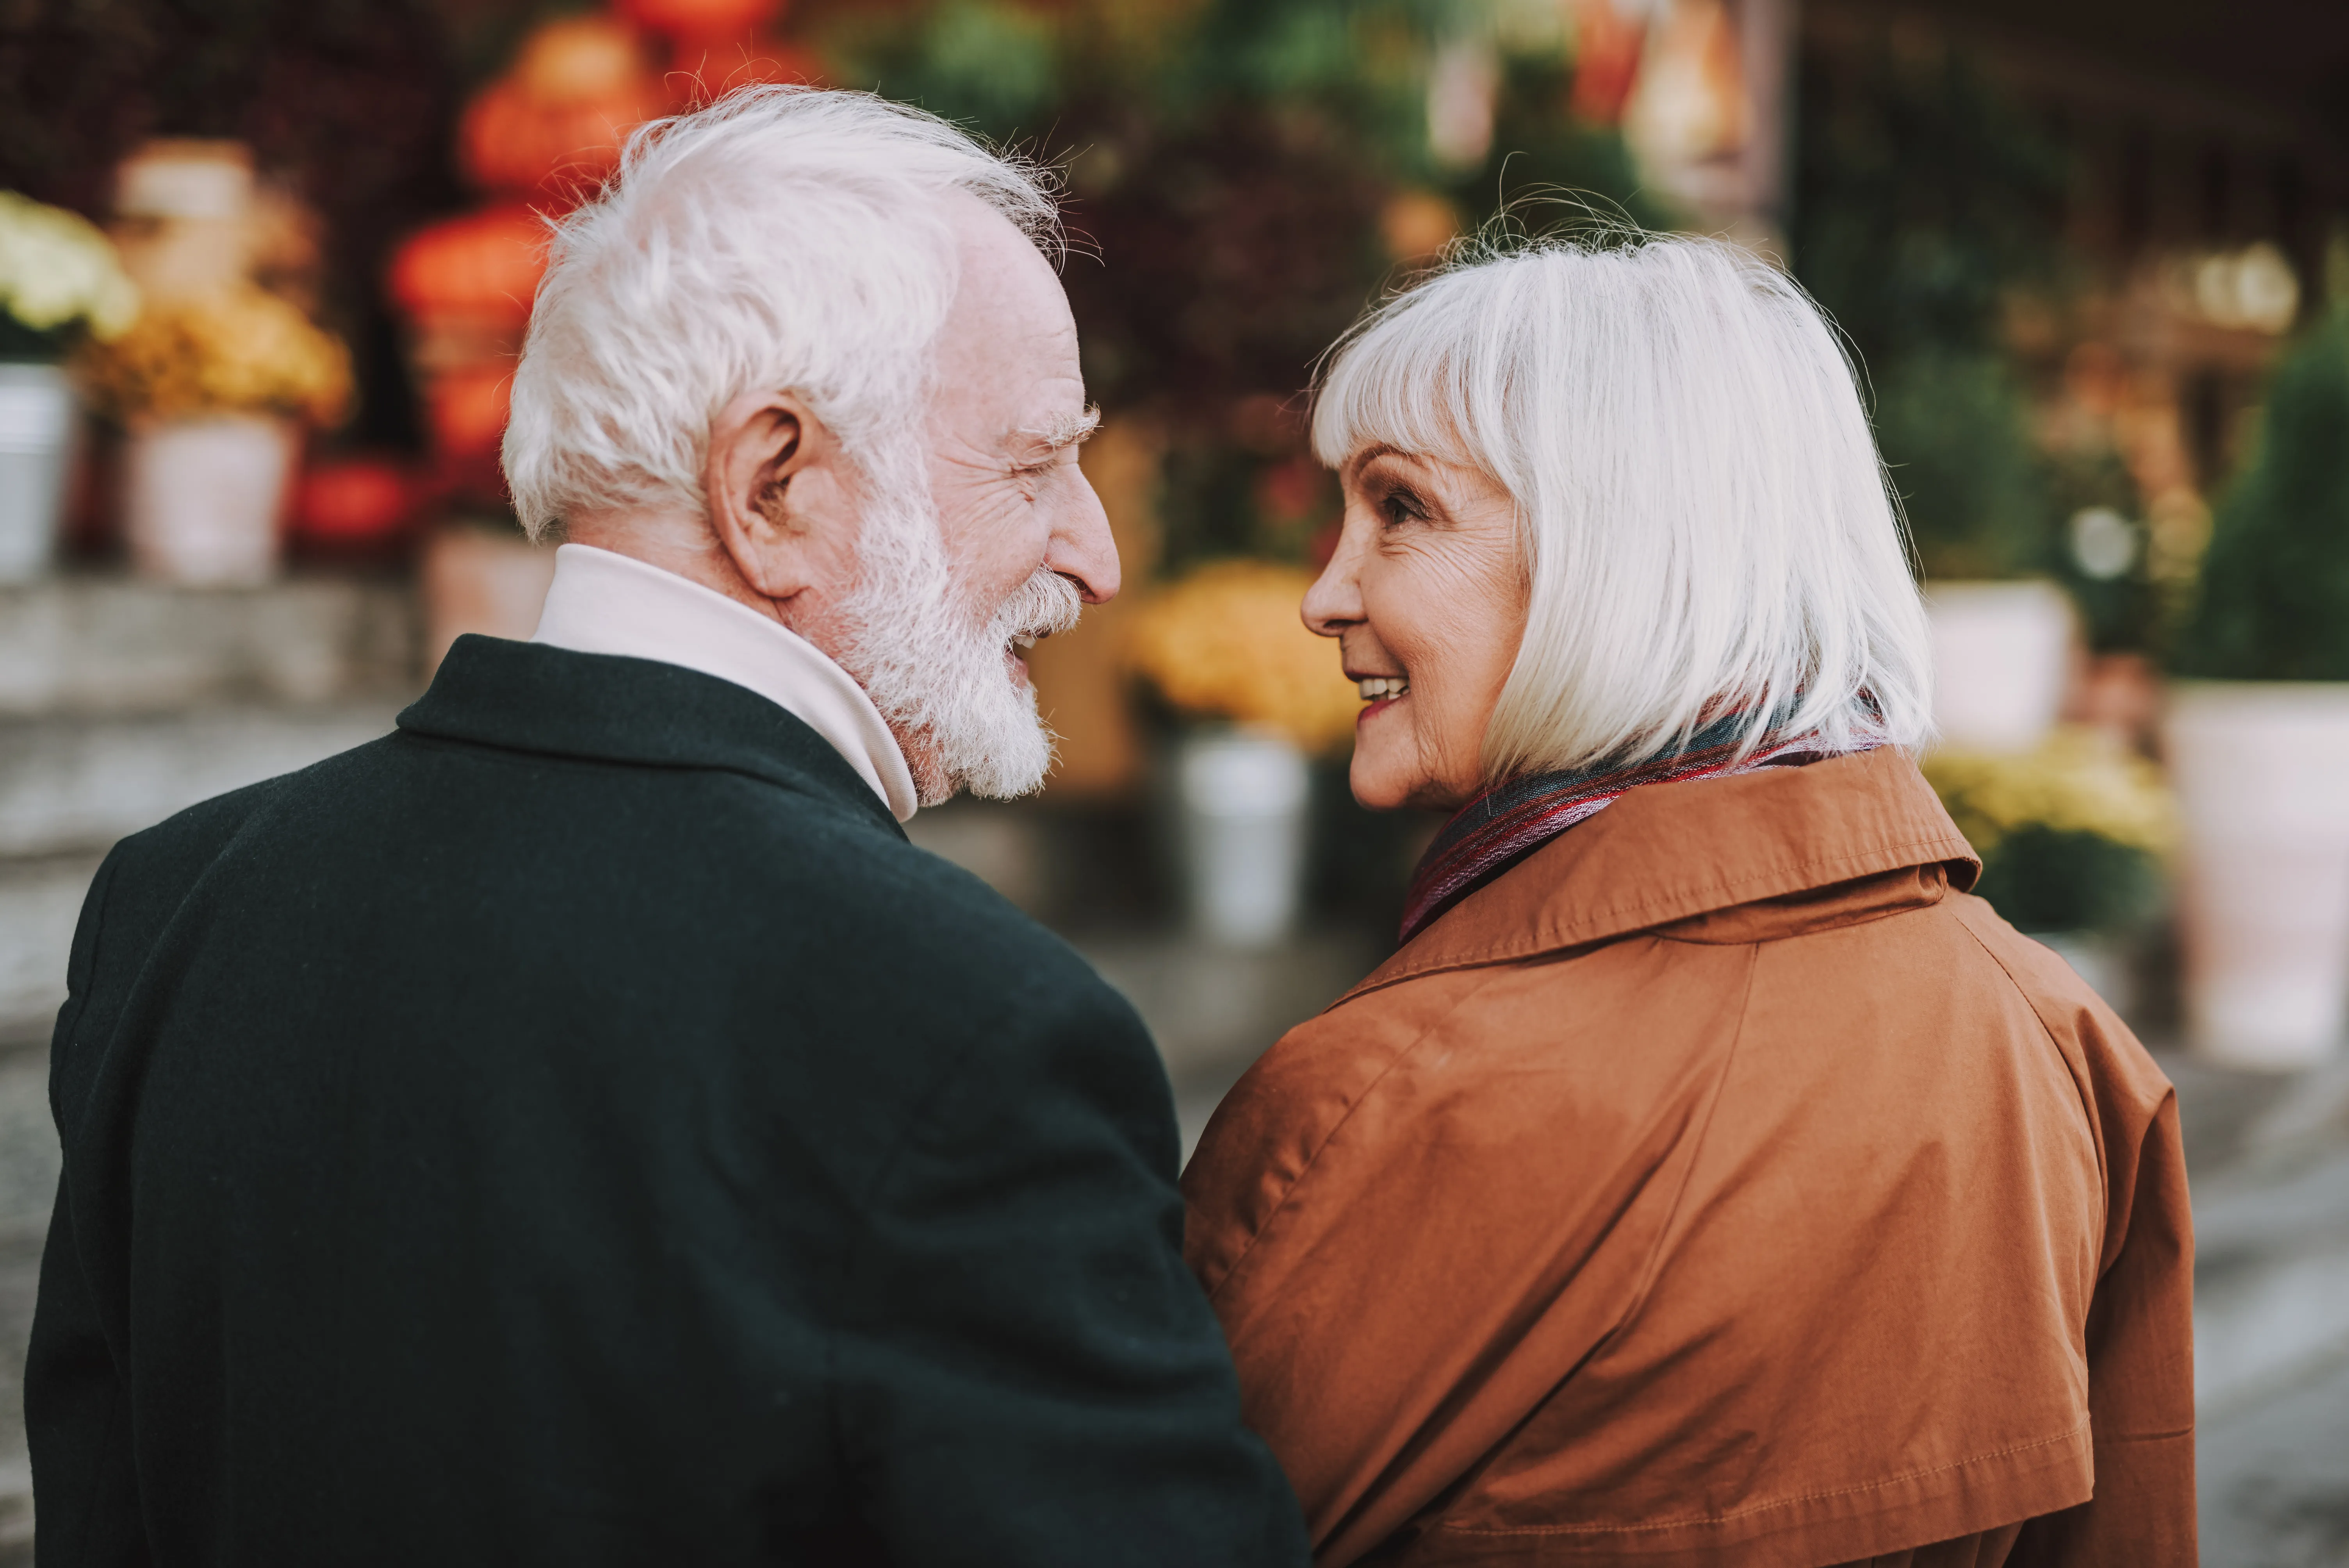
[1050,470,1120,604]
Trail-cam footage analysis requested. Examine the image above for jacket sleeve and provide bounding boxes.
[829,967,1310,1568]
[2010,1088,2198,1566]
[26,851,150,1566]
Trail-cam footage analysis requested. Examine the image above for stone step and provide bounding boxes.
[0,704,404,860]
[0,855,99,1041]
[0,574,416,720]
[0,702,405,1037]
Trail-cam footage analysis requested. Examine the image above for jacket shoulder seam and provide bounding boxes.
[1943,904,2112,1224]
[1203,965,1521,1304]
[1579,942,1762,1362]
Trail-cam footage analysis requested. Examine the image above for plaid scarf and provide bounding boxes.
[1397,708,1887,943]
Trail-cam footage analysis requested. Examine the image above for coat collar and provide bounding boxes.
[1341,747,1978,1004]
[530,543,920,822]
[397,635,905,838]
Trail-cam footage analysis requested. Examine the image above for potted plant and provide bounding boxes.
[1922,728,2176,1014]
[2166,306,2349,1069]
[1125,559,1358,948]
[81,285,351,586]
[0,191,140,583]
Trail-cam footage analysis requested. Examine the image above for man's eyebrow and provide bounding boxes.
[1021,404,1103,453]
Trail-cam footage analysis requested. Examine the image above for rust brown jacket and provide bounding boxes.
[1185,748,2195,1568]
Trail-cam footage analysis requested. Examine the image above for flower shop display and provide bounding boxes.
[109,141,257,306]
[0,191,139,582]
[82,287,351,586]
[2167,307,2349,1069]
[1924,579,2076,753]
[1923,727,2176,1012]
[1126,560,1357,947]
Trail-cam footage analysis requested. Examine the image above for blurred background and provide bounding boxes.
[4,0,2349,1559]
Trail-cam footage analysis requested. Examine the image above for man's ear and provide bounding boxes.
[703,387,854,605]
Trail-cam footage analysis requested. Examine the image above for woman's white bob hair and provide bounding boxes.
[504,87,1059,541]
[1312,231,1934,779]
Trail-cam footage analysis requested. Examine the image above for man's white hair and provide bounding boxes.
[503,86,1059,539]
[1312,232,1933,779]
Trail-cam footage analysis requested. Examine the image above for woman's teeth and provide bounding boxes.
[1358,676,1410,700]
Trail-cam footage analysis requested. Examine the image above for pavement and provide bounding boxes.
[2168,1050,2349,1567]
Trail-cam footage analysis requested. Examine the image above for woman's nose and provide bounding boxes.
[1301,523,1365,638]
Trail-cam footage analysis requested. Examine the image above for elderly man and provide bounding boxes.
[29,89,1308,1564]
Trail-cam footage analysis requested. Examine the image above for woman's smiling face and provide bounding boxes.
[1303,446,1529,812]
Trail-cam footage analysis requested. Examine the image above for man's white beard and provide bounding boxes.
[834,442,1084,806]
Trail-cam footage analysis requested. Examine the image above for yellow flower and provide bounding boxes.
[1125,559,1360,753]
[0,191,140,340]
[1922,727,2178,858]
[80,287,352,426]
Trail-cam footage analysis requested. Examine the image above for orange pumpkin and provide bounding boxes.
[423,365,516,464]
[671,34,824,95]
[618,0,784,45]
[460,78,661,198]
[458,17,662,198]
[387,205,548,328]
[293,457,418,546]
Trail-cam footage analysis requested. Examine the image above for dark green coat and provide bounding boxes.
[29,636,1307,1566]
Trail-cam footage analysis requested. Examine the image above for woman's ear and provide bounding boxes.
[704,388,855,605]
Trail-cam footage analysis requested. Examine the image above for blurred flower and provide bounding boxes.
[1126,559,1358,753]
[81,287,352,426]
[1379,188,1459,264]
[1923,726,2178,859]
[0,191,141,351]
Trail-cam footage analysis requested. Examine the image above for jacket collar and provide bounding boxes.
[1342,747,1977,1003]
[530,543,920,822]
[397,635,905,838]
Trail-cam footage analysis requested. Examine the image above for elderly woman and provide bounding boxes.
[1183,236,2195,1568]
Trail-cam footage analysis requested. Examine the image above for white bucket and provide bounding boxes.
[419,521,557,675]
[123,413,295,586]
[1175,730,1311,949]
[2167,682,2349,1069]
[0,363,77,584]
[1925,580,2076,753]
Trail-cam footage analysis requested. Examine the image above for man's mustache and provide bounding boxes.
[992,567,1085,647]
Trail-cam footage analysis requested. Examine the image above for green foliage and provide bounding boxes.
[1437,53,1668,237]
[1971,825,2164,935]
[826,0,1654,569]
[2173,310,2349,681]
[2044,444,2159,653]
[1870,348,2050,579]
[1793,40,2069,579]
[824,0,1061,141]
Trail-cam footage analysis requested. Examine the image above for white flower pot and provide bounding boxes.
[1926,579,2076,753]
[0,363,77,584]
[123,413,295,586]
[2035,931,2136,1021]
[1174,730,1311,949]
[2167,682,2349,1070]
[419,521,556,674]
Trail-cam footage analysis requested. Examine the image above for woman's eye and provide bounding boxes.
[1379,489,1425,527]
